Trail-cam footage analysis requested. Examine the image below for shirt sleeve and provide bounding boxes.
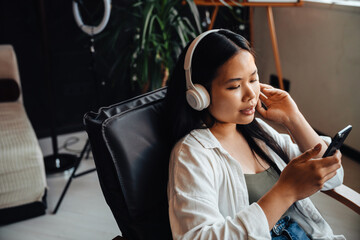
[167,139,271,240]
[256,118,344,191]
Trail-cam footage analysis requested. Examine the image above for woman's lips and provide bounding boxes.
[240,107,255,115]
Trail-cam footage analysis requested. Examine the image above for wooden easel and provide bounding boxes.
[192,0,303,90]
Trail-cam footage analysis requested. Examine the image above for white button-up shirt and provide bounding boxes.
[167,118,345,239]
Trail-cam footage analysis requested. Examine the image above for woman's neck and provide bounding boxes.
[210,122,270,174]
[209,122,239,141]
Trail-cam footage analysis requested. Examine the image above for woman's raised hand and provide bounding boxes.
[256,83,300,125]
[276,143,342,202]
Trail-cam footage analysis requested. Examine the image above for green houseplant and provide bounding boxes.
[98,0,202,93]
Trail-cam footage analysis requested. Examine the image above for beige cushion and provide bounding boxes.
[0,102,47,208]
[0,45,47,209]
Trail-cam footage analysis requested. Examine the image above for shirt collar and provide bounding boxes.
[189,128,223,149]
[189,127,268,151]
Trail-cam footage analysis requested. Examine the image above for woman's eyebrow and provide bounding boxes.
[250,69,258,76]
[225,69,257,83]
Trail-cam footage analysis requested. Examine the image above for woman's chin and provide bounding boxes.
[237,115,255,125]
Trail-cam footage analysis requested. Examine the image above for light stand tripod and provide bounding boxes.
[52,0,111,214]
[52,140,93,213]
[38,0,79,175]
[52,34,102,215]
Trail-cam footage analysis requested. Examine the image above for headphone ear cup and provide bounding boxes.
[186,84,210,111]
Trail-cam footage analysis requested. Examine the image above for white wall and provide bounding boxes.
[253,3,360,150]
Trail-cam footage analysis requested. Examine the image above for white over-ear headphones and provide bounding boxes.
[184,29,220,111]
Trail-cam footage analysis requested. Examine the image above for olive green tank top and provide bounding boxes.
[244,166,310,234]
[244,166,279,204]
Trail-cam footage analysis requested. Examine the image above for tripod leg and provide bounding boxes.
[52,139,90,214]
[85,142,92,159]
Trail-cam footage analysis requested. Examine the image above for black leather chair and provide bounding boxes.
[84,87,172,240]
[84,87,360,240]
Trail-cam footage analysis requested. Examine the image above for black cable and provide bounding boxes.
[57,136,91,155]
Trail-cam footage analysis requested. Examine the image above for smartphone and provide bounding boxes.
[322,125,352,157]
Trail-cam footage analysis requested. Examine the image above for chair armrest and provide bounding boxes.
[322,184,360,215]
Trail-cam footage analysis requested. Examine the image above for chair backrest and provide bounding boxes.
[84,87,172,240]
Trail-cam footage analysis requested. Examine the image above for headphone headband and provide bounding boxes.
[184,29,220,111]
[184,29,220,90]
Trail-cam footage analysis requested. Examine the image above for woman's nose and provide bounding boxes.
[242,84,256,102]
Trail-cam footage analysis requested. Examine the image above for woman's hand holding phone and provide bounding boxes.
[258,144,342,229]
[277,125,350,201]
[275,143,342,202]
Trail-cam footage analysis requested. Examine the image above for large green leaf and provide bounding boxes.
[185,0,202,34]
[100,0,203,91]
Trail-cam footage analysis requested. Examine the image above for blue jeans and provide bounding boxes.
[270,216,310,240]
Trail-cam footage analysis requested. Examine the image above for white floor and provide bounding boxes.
[0,130,359,239]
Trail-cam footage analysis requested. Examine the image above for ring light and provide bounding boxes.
[72,0,111,36]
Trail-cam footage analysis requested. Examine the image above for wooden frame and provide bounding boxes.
[323,185,360,215]
[192,0,303,7]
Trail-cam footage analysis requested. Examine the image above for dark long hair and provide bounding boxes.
[165,29,290,172]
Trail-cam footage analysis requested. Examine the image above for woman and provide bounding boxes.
[165,29,344,239]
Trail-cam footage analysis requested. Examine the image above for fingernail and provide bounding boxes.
[314,144,321,151]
